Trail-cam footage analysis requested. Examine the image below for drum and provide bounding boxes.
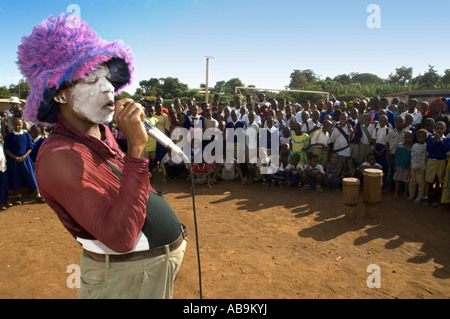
[363,169,383,218]
[342,178,360,219]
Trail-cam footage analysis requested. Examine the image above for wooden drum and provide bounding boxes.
[363,169,383,218]
[342,178,360,219]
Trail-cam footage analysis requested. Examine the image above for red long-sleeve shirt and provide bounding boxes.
[36,116,154,253]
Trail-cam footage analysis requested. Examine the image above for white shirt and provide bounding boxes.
[241,114,262,127]
[371,124,390,145]
[300,119,315,134]
[310,129,330,146]
[401,109,422,126]
[330,125,352,156]
[359,123,374,145]
[305,163,325,175]
[285,162,304,174]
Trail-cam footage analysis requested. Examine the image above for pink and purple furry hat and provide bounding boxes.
[17,13,135,124]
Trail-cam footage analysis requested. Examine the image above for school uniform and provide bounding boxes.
[425,134,450,184]
[348,118,360,164]
[310,129,330,168]
[356,123,374,165]
[285,162,304,186]
[330,124,352,162]
[371,123,390,173]
[4,130,39,191]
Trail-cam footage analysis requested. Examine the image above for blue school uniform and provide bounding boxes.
[30,137,45,163]
[4,131,38,190]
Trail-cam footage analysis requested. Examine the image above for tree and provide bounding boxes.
[222,78,244,95]
[288,69,319,89]
[352,73,384,85]
[440,69,450,87]
[212,80,226,94]
[159,77,188,98]
[8,79,30,99]
[411,65,441,89]
[138,78,161,96]
[333,74,352,85]
[388,66,413,86]
[137,77,188,98]
[0,86,10,98]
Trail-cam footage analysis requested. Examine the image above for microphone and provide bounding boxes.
[142,118,190,163]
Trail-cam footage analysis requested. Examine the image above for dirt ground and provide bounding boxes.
[1,173,450,299]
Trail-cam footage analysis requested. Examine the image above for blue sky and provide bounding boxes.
[1,0,450,96]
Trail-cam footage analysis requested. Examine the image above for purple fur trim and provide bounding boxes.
[17,13,134,123]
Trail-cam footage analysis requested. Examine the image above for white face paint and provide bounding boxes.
[70,64,115,124]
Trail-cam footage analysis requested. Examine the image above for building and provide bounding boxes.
[385,88,450,103]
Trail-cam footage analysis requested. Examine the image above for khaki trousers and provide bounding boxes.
[409,168,426,200]
[78,240,186,299]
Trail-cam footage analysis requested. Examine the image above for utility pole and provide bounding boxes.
[205,56,214,104]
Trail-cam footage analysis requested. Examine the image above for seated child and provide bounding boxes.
[284,153,304,188]
[341,157,356,179]
[268,162,286,188]
[323,152,343,190]
[214,159,244,184]
[301,155,325,192]
[357,153,383,183]
[161,152,186,182]
[191,162,214,188]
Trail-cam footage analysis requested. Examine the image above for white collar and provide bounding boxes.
[13,130,24,136]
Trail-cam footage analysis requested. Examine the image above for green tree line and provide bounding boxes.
[3,65,450,105]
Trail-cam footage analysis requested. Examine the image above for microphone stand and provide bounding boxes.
[185,158,203,300]
[142,118,203,299]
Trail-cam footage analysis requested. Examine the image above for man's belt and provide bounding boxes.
[85,225,187,263]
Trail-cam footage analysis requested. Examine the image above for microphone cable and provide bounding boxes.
[185,160,203,299]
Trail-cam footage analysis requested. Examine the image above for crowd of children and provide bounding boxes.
[131,94,450,210]
[3,93,450,211]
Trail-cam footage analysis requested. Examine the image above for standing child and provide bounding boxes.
[385,116,406,192]
[371,115,390,178]
[4,118,45,204]
[424,121,450,206]
[323,152,343,190]
[393,131,413,198]
[330,112,354,164]
[355,114,374,166]
[301,154,325,192]
[408,129,428,204]
[310,120,333,168]
[280,126,291,147]
[291,122,311,166]
[29,125,46,164]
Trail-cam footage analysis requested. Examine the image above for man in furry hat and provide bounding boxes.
[17,13,186,299]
